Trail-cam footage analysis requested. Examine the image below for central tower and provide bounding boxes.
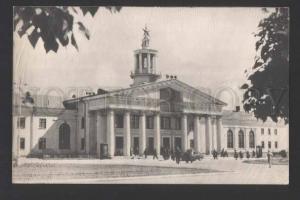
[130,26,161,86]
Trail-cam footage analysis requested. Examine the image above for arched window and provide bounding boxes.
[238,130,244,148]
[59,123,70,149]
[227,130,234,148]
[249,131,255,148]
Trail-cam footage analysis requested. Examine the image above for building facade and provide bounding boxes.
[12,28,288,158]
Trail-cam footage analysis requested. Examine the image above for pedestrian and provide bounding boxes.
[175,146,181,164]
[144,147,148,159]
[246,151,250,159]
[239,151,243,159]
[153,148,158,160]
[267,150,273,168]
[234,149,238,160]
[252,150,256,158]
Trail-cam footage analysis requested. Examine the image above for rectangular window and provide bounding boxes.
[261,128,264,135]
[146,116,154,129]
[39,118,47,129]
[161,117,171,129]
[274,129,278,135]
[20,137,25,150]
[17,117,26,129]
[261,141,265,148]
[130,115,139,129]
[115,114,124,128]
[38,138,46,150]
[81,138,85,150]
[81,117,85,129]
[268,141,271,148]
[275,141,278,149]
[268,128,271,135]
[174,117,181,130]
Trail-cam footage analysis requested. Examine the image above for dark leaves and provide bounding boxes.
[79,7,99,16]
[14,6,121,53]
[28,27,40,48]
[77,22,90,40]
[242,7,289,124]
[240,84,249,89]
[71,33,78,50]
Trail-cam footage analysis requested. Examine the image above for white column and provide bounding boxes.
[154,113,161,155]
[234,128,239,150]
[245,128,249,150]
[84,102,90,155]
[211,118,217,151]
[139,53,142,73]
[107,110,115,157]
[139,112,146,155]
[147,53,151,73]
[199,117,206,153]
[181,114,188,151]
[96,111,103,158]
[124,111,131,156]
[153,55,156,73]
[216,117,223,152]
[29,113,34,150]
[193,115,200,153]
[134,54,138,72]
[205,115,212,154]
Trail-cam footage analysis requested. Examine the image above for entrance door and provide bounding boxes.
[174,137,182,151]
[148,137,154,155]
[115,136,123,156]
[133,137,139,155]
[163,137,171,150]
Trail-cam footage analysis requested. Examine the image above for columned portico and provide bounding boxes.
[154,113,161,155]
[124,111,131,156]
[216,117,223,152]
[181,114,188,151]
[139,112,146,155]
[199,116,206,153]
[84,102,90,154]
[205,115,212,154]
[96,111,103,157]
[107,110,115,157]
[193,115,201,153]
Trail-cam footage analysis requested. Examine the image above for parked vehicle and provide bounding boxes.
[181,149,204,163]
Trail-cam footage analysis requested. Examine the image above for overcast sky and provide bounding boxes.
[13,7,270,109]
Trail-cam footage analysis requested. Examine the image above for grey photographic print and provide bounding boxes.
[12,7,289,184]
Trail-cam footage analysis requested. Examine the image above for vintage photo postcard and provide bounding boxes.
[12,6,289,184]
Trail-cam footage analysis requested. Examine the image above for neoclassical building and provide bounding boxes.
[12,28,288,158]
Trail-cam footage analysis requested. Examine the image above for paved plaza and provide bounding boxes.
[12,156,288,184]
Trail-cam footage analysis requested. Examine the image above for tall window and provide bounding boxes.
[261,128,264,135]
[20,138,25,149]
[261,141,265,148]
[130,115,139,129]
[59,123,70,149]
[174,117,181,130]
[268,128,271,135]
[115,114,123,128]
[38,138,46,150]
[249,131,255,148]
[227,130,234,148]
[17,117,26,129]
[268,141,271,149]
[161,117,171,129]
[39,118,47,129]
[81,138,85,150]
[146,116,154,129]
[274,129,278,135]
[81,117,85,129]
[238,130,244,148]
[275,141,278,149]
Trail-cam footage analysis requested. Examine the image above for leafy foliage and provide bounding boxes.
[242,8,289,124]
[14,6,121,53]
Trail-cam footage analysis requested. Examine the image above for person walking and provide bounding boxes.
[175,146,181,164]
[144,147,148,159]
[153,148,158,160]
[267,150,273,168]
[234,149,238,160]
